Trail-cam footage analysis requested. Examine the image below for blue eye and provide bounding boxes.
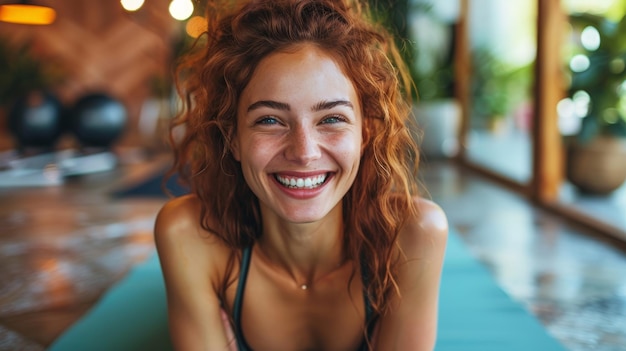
[321,115,346,124]
[256,116,279,125]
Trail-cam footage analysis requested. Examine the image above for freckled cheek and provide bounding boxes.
[241,137,280,170]
[327,134,362,167]
[239,145,273,194]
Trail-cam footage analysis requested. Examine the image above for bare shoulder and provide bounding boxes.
[154,194,201,236]
[154,197,236,348]
[398,196,449,257]
[155,194,223,244]
[154,194,231,286]
[373,202,448,350]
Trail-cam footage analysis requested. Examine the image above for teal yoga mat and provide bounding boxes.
[48,231,567,351]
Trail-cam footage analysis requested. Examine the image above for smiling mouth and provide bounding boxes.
[274,173,329,189]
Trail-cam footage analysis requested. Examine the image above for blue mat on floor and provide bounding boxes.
[48,230,567,351]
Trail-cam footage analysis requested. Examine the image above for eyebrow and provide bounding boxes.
[246,99,354,112]
[247,100,290,112]
[312,100,354,112]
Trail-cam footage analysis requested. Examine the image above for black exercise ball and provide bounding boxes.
[68,93,127,148]
[7,91,65,150]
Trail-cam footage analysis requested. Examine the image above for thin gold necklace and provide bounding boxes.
[296,259,349,291]
[254,245,347,291]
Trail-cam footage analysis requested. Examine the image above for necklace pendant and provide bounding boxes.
[300,284,308,290]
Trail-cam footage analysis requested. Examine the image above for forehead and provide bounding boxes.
[240,44,359,106]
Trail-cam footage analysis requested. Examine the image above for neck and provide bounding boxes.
[255,206,346,289]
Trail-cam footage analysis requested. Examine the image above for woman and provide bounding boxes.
[154,0,448,350]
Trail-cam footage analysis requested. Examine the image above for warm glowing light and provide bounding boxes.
[0,4,56,25]
[121,0,145,12]
[186,15,206,38]
[169,0,193,21]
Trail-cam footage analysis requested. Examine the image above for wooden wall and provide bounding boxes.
[0,0,183,151]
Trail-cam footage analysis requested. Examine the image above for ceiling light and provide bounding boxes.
[0,1,56,25]
[120,0,145,12]
[169,0,193,21]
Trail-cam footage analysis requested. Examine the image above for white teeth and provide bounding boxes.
[276,174,327,189]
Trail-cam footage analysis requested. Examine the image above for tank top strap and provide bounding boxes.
[233,247,376,351]
[233,246,253,351]
[360,257,378,350]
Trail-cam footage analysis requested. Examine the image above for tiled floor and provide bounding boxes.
[0,154,625,351]
[420,160,626,351]
[0,152,168,350]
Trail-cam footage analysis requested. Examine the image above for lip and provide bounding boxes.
[275,170,330,178]
[271,171,334,199]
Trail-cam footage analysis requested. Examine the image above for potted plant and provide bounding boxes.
[564,13,626,194]
[367,0,465,159]
[407,3,461,159]
[366,0,461,159]
[0,38,65,151]
[470,48,532,133]
[0,38,64,108]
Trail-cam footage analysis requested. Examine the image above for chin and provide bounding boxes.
[279,208,331,224]
[283,214,325,224]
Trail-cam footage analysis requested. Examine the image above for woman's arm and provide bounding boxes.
[373,197,449,351]
[154,195,237,351]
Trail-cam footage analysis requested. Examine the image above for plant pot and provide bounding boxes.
[566,136,626,194]
[412,98,461,159]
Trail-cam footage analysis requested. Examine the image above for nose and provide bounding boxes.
[284,125,322,164]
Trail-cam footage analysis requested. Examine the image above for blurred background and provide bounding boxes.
[0,0,625,350]
[393,0,626,241]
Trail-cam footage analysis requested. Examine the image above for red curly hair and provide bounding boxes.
[169,0,420,320]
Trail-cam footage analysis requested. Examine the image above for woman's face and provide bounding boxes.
[233,44,363,224]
